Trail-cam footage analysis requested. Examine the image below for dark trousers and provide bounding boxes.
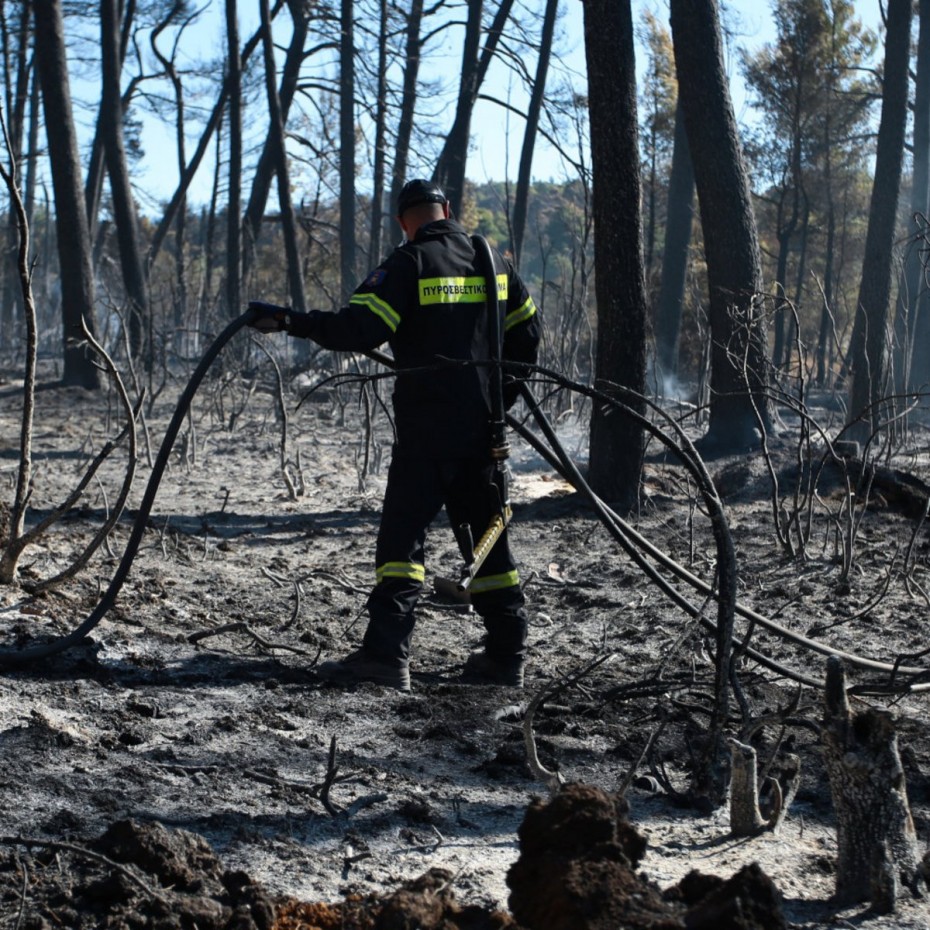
[362,451,527,664]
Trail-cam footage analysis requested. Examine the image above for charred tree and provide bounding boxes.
[101,0,149,359]
[259,0,306,312]
[244,0,307,286]
[339,0,356,300]
[511,0,557,268]
[669,0,771,451]
[150,1,193,348]
[582,0,647,511]
[432,0,514,217]
[0,1,32,350]
[846,0,911,441]
[147,12,272,271]
[32,0,100,388]
[368,0,389,265]
[225,0,242,318]
[386,0,424,243]
[905,0,930,393]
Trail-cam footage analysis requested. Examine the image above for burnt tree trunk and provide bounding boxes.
[33,0,100,388]
[101,0,149,359]
[259,0,306,312]
[822,656,924,911]
[582,0,647,512]
[385,0,424,246]
[432,0,514,218]
[368,0,389,265]
[905,0,930,392]
[669,0,771,450]
[511,0,557,268]
[244,0,306,286]
[339,0,356,300]
[225,0,242,318]
[846,0,912,441]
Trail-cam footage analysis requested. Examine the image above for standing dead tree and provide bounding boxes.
[0,102,137,588]
[822,656,927,912]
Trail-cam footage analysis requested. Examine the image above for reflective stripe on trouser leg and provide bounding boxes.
[468,569,520,594]
[469,557,527,659]
[442,461,528,659]
[364,454,445,663]
[375,561,425,584]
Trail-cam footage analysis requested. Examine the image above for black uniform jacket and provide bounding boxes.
[289,219,541,456]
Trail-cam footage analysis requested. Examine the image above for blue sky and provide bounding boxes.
[126,0,886,209]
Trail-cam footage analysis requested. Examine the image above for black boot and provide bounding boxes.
[316,648,411,691]
[461,650,525,687]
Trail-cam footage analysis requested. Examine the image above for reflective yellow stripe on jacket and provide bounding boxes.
[351,292,401,332]
[505,296,537,331]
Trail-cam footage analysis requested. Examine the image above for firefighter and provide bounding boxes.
[249,179,540,691]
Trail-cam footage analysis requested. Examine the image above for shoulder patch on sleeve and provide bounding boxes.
[363,268,387,288]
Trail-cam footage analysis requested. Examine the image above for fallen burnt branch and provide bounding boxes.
[188,620,317,657]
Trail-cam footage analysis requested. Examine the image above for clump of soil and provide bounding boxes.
[0,820,276,930]
[507,783,786,930]
[1,790,788,930]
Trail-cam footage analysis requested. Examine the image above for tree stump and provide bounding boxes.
[821,656,923,911]
[729,738,800,836]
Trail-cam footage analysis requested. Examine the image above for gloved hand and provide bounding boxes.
[247,300,289,333]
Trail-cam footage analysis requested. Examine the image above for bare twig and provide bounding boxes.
[187,621,313,655]
[251,336,301,500]
[320,735,342,816]
[523,653,614,794]
[30,321,141,593]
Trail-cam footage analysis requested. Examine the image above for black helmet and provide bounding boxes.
[397,179,448,216]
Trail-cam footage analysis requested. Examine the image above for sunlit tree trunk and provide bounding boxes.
[33,0,100,388]
[847,0,912,440]
[583,0,646,511]
[654,99,694,386]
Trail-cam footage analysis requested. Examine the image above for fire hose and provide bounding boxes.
[2,309,928,693]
